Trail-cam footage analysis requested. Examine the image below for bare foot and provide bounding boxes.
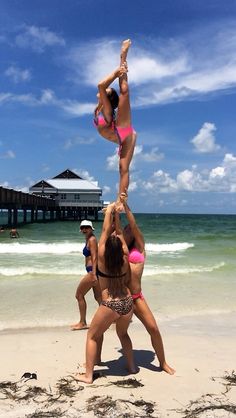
[161,362,175,375]
[73,373,93,384]
[127,365,139,374]
[121,39,131,55]
[70,322,89,331]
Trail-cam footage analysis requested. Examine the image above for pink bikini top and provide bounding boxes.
[128,248,145,264]
[94,115,114,129]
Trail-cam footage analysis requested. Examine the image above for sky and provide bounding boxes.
[1,0,236,214]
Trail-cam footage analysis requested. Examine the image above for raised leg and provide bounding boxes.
[116,40,132,127]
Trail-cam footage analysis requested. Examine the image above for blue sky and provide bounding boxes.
[1,0,236,213]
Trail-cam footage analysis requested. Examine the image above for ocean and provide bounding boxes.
[0,213,236,332]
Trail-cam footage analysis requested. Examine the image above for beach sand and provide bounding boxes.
[0,316,236,418]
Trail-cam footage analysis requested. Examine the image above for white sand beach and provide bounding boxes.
[1,314,236,418]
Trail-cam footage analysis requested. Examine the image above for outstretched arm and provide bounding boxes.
[122,199,145,252]
[114,210,129,257]
[99,203,116,246]
[97,67,127,123]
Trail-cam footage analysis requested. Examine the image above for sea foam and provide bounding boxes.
[0,262,225,277]
[0,241,194,255]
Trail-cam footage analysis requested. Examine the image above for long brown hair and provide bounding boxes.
[104,235,127,298]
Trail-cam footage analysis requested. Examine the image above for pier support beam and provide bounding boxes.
[31,209,34,222]
[23,209,27,223]
[8,209,12,226]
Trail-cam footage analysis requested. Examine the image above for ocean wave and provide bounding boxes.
[0,266,85,277]
[143,262,225,276]
[146,242,194,253]
[0,242,82,255]
[0,241,194,255]
[0,262,225,277]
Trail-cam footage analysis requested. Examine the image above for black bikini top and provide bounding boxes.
[96,267,127,279]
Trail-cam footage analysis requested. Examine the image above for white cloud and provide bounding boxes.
[15,25,65,52]
[191,122,221,153]
[0,88,94,117]
[209,167,225,179]
[102,185,111,195]
[107,144,164,172]
[60,26,236,108]
[41,164,50,173]
[5,66,31,83]
[134,152,236,194]
[61,101,94,116]
[132,145,164,164]
[128,181,138,192]
[64,136,95,149]
[73,169,96,183]
[0,150,15,159]
[107,152,119,171]
[66,38,189,88]
[223,153,236,165]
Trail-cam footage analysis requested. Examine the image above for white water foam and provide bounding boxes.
[146,242,194,253]
[0,242,82,254]
[143,261,225,276]
[0,262,225,277]
[0,241,194,255]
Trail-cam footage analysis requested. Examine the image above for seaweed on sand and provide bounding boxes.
[91,377,144,389]
[26,408,65,418]
[0,377,83,405]
[0,380,42,402]
[176,393,236,417]
[87,395,157,418]
[222,370,236,392]
[55,377,84,398]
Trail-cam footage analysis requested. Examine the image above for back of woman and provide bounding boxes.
[98,234,131,300]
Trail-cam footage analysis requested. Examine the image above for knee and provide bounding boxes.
[76,292,85,302]
[116,329,127,340]
[146,323,159,336]
[120,85,129,96]
[119,160,129,176]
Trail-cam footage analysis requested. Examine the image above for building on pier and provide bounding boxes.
[29,169,104,221]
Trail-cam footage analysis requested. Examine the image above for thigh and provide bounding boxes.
[89,305,119,339]
[119,132,136,164]
[133,298,157,329]
[76,273,97,297]
[116,309,133,336]
[116,93,131,126]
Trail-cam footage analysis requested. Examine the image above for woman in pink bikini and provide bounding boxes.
[121,196,175,375]
[94,39,136,206]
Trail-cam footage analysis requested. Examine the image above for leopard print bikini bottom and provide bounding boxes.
[101,296,133,316]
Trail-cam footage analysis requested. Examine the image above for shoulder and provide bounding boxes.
[89,235,97,244]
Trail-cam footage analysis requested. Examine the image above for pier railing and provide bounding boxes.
[0,186,55,209]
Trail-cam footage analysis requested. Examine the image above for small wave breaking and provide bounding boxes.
[0,262,225,277]
[0,241,194,255]
[143,261,225,276]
